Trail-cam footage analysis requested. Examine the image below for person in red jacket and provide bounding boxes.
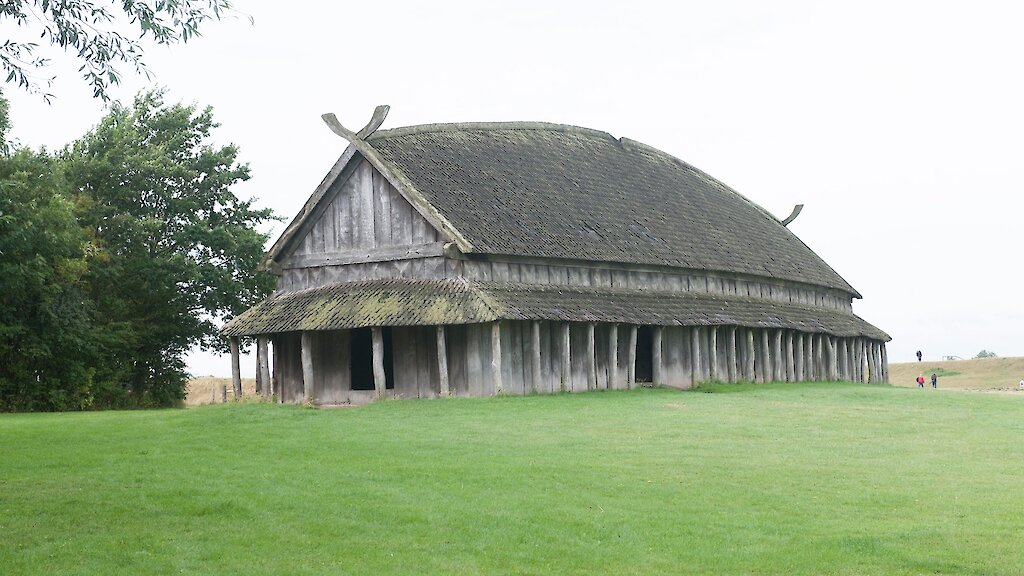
[916,374,925,388]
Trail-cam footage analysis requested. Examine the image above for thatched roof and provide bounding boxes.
[266,121,860,296]
[222,279,888,340]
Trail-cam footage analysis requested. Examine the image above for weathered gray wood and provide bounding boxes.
[272,337,280,402]
[254,342,263,397]
[785,331,795,382]
[652,326,663,386]
[758,329,770,383]
[531,321,542,394]
[282,242,445,270]
[690,327,702,385]
[880,342,889,383]
[586,322,596,391]
[229,337,242,399]
[258,336,271,400]
[745,329,756,381]
[708,327,719,382]
[772,329,784,382]
[608,324,619,390]
[491,321,503,394]
[560,322,571,392]
[300,331,314,403]
[221,385,228,403]
[372,327,386,398]
[828,336,839,381]
[726,327,738,383]
[354,161,375,247]
[373,169,393,244]
[436,325,450,396]
[627,325,637,389]
[794,332,804,382]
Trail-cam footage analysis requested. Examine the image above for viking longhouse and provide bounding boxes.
[222,106,889,404]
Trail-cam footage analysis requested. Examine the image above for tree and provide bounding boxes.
[0,98,99,410]
[975,350,997,359]
[1,1,237,101]
[60,90,275,406]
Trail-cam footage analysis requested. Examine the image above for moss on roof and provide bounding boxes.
[222,279,888,340]
[363,122,858,296]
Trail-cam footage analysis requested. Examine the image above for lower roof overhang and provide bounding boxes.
[221,279,890,341]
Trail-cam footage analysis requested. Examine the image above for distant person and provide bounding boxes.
[916,350,922,362]
[931,373,937,389]
[917,374,925,388]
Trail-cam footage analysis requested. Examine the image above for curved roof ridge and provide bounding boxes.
[367,121,615,142]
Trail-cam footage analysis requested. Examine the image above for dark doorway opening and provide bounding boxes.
[635,326,653,383]
[350,327,394,390]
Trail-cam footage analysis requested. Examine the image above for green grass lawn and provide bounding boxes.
[2,383,1023,575]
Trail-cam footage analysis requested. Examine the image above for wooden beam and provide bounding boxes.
[690,327,702,385]
[257,336,271,400]
[586,323,596,391]
[726,326,737,383]
[436,326,450,396]
[372,327,386,398]
[254,343,263,397]
[794,332,804,382]
[560,322,571,392]
[272,336,281,403]
[772,329,784,382]
[760,329,771,383]
[608,324,619,390]
[745,329,756,382]
[881,343,889,384]
[652,326,663,387]
[785,331,795,382]
[229,337,242,399]
[300,331,314,403]
[491,321,503,394]
[708,327,719,382]
[627,325,638,389]
[281,242,445,270]
[531,321,542,394]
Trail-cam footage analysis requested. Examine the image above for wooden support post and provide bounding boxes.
[805,333,815,381]
[221,385,227,403]
[627,325,638,389]
[585,322,596,391]
[760,329,771,383]
[229,337,242,399]
[436,326,450,396]
[272,337,281,403]
[258,336,271,401]
[560,322,571,392]
[836,338,846,381]
[794,332,804,382]
[726,326,737,383]
[708,327,719,382]
[491,321,503,395]
[254,343,263,397]
[300,331,314,403]
[691,327,702,385]
[531,321,542,394]
[745,329,756,381]
[881,343,889,384]
[211,384,216,404]
[824,336,835,381]
[653,326,663,386]
[772,329,784,382]
[608,324,619,390]
[372,327,386,398]
[785,331,795,382]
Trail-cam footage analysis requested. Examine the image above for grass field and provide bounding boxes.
[3,383,1023,575]
[888,356,1024,391]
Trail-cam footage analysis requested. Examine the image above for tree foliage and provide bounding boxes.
[975,350,997,359]
[0,90,275,410]
[1,0,237,101]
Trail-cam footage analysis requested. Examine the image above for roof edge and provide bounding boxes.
[367,121,616,142]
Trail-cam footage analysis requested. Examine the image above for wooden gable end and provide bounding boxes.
[279,157,445,270]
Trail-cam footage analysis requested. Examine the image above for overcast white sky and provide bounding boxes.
[5,1,1022,377]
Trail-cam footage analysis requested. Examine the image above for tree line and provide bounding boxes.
[0,90,275,410]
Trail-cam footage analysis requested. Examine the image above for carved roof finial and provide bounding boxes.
[321,105,391,142]
[780,204,804,227]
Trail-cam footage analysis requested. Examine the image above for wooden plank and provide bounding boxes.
[491,321,503,394]
[258,336,271,400]
[271,337,280,400]
[794,333,804,382]
[390,178,413,245]
[880,343,889,384]
[725,327,737,383]
[690,327,702,385]
[373,169,393,245]
[230,337,242,399]
[372,327,386,398]
[355,161,375,247]
[467,324,484,396]
[436,326,450,396]
[560,322,571,392]
[300,331,314,403]
[586,323,596,391]
[627,325,637,389]
[608,324,619,390]
[531,321,542,394]
[282,242,445,269]
[785,331,795,382]
[708,327,718,382]
[652,326,663,386]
